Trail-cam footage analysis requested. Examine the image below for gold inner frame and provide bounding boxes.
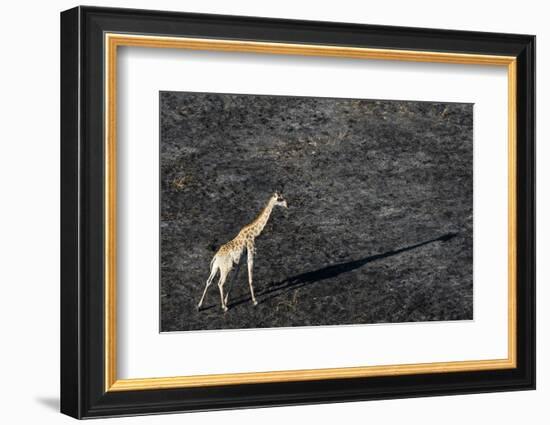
[104,33,517,392]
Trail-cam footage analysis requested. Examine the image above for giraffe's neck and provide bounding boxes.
[248,198,276,237]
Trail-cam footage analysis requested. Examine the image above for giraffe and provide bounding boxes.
[197,192,288,312]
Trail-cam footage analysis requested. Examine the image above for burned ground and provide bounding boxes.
[159,92,473,332]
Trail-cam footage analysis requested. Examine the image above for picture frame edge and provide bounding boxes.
[60,5,536,419]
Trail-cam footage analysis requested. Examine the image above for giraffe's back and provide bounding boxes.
[216,234,245,264]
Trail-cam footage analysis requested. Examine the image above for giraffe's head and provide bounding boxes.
[272,192,288,209]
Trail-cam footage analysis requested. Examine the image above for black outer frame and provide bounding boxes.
[60,5,535,419]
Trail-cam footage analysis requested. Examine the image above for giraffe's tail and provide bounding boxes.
[210,255,217,271]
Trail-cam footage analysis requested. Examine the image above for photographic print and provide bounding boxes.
[160,91,473,332]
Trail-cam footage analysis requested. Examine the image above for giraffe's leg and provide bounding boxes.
[218,267,229,313]
[197,263,217,310]
[224,258,241,306]
[247,244,258,306]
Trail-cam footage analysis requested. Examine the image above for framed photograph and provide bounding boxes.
[60,6,535,419]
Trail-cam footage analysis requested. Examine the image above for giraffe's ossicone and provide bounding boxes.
[197,192,288,312]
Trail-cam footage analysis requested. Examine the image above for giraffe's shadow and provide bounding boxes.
[223,232,458,309]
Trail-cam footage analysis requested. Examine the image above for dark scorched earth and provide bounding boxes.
[159,91,473,332]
